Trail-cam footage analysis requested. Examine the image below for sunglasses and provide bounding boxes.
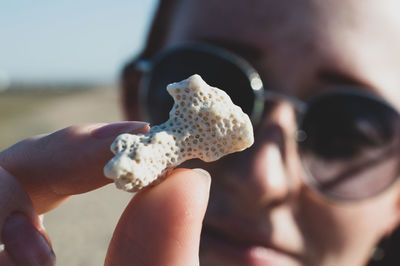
[135,43,400,201]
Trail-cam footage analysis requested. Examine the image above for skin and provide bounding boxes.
[127,0,400,265]
[1,0,400,265]
[0,123,211,266]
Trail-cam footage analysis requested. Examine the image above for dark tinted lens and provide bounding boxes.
[299,91,400,200]
[143,46,255,124]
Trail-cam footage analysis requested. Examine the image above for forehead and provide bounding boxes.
[164,0,400,108]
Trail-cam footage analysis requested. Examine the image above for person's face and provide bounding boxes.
[135,0,400,265]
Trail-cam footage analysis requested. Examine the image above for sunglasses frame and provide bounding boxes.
[133,42,400,202]
[298,88,400,202]
[135,42,281,125]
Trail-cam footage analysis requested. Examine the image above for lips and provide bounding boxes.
[200,221,302,266]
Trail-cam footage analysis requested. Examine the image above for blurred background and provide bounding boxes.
[0,1,158,265]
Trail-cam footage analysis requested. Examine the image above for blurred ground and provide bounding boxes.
[0,87,133,265]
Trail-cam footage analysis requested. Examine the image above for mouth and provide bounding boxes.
[200,224,302,266]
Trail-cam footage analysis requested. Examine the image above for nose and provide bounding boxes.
[225,102,302,207]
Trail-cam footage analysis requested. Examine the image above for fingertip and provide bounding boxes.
[163,168,211,209]
[131,168,211,227]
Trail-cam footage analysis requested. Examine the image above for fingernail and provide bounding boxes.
[2,213,56,266]
[193,168,212,191]
[91,121,149,138]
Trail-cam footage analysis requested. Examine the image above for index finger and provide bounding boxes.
[0,122,149,214]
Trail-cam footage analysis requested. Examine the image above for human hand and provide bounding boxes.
[0,122,211,266]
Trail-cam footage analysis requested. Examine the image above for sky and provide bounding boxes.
[0,0,158,84]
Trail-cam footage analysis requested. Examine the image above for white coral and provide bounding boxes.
[104,74,254,192]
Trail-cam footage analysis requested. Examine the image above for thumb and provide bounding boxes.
[105,168,211,266]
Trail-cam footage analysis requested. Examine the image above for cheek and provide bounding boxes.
[299,190,397,265]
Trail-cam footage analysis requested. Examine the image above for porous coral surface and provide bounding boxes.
[104,74,254,192]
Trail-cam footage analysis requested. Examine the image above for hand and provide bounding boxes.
[0,122,211,266]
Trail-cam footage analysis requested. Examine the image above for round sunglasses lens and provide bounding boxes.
[299,91,400,200]
[144,46,255,124]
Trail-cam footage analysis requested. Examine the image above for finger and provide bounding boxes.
[0,121,150,214]
[0,167,55,266]
[105,168,211,266]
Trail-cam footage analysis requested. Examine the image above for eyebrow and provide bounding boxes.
[318,70,363,86]
[317,69,379,95]
[197,37,263,61]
